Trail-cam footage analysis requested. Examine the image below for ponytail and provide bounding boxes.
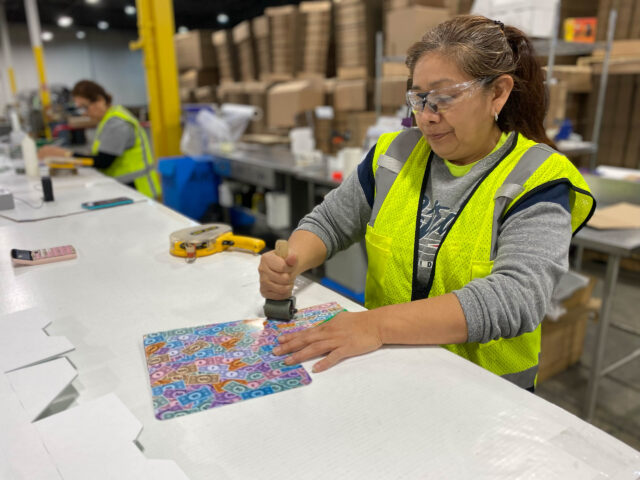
[500,27,554,147]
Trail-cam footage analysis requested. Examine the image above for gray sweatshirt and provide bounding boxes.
[297,132,573,344]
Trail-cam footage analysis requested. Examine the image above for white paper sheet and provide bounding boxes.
[6,357,77,421]
[0,308,74,373]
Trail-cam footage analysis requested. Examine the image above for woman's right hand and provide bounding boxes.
[258,249,298,300]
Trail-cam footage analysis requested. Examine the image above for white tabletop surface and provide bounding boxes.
[0,168,638,479]
[0,162,147,223]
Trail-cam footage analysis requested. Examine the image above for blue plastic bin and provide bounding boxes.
[158,155,219,221]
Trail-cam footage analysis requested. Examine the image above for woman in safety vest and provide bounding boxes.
[258,16,596,391]
[38,80,161,198]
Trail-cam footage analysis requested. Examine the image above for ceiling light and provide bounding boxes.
[97,21,109,30]
[41,31,54,42]
[177,26,188,33]
[85,0,100,4]
[216,13,229,25]
[124,5,136,15]
[57,16,73,28]
[76,31,86,39]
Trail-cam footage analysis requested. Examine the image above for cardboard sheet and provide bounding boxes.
[588,202,640,229]
[143,302,344,420]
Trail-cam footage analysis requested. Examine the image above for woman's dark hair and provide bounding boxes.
[71,80,113,105]
[406,15,554,146]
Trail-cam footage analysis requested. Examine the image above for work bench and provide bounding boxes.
[0,160,638,479]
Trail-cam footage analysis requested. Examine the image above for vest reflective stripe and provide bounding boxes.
[489,143,556,260]
[92,105,161,198]
[365,130,595,388]
[369,128,423,227]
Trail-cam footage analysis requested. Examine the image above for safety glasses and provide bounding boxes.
[406,77,492,114]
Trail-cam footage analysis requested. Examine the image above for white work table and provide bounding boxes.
[0,169,638,479]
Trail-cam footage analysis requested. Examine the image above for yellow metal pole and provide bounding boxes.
[24,0,51,139]
[0,3,17,101]
[131,0,181,158]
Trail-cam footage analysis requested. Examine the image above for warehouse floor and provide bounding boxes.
[537,258,640,452]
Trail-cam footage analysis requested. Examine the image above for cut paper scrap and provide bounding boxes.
[143,302,345,420]
[6,357,77,421]
[0,373,63,480]
[0,308,74,373]
[34,393,190,480]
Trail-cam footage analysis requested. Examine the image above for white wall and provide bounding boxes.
[0,23,147,111]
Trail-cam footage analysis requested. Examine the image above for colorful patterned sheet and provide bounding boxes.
[143,302,345,420]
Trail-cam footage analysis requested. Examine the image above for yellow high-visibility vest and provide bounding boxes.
[92,105,161,198]
[365,129,595,387]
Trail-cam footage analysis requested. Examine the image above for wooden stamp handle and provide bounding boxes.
[275,239,288,259]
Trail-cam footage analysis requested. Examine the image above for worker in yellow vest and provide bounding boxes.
[38,80,161,198]
[259,16,595,391]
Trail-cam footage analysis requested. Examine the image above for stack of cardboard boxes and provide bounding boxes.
[381,0,450,114]
[266,5,298,80]
[298,1,333,78]
[539,276,600,382]
[596,0,640,41]
[244,82,274,134]
[233,21,258,82]
[267,79,324,129]
[334,0,381,80]
[212,30,237,84]
[175,30,217,104]
[252,16,271,81]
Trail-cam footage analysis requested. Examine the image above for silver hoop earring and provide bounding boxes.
[494,112,499,122]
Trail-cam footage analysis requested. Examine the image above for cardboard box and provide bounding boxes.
[383,62,410,77]
[385,6,450,56]
[334,111,377,148]
[298,1,332,77]
[385,0,446,9]
[237,40,258,81]
[545,79,568,127]
[194,85,216,103]
[335,0,382,79]
[232,20,252,44]
[381,76,409,108]
[267,79,324,128]
[538,277,598,382]
[253,16,269,37]
[334,79,368,112]
[179,87,195,103]
[266,5,299,77]
[179,68,219,89]
[174,30,216,71]
[244,81,275,134]
[212,30,237,83]
[543,65,592,93]
[217,82,248,105]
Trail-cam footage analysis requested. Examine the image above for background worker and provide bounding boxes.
[38,80,161,198]
[258,16,595,390]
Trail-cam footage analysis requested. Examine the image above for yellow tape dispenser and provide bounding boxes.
[169,223,265,263]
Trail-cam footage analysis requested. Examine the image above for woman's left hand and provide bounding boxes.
[38,145,71,160]
[273,311,383,373]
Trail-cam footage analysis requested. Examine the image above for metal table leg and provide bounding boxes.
[584,254,621,422]
[574,245,584,271]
